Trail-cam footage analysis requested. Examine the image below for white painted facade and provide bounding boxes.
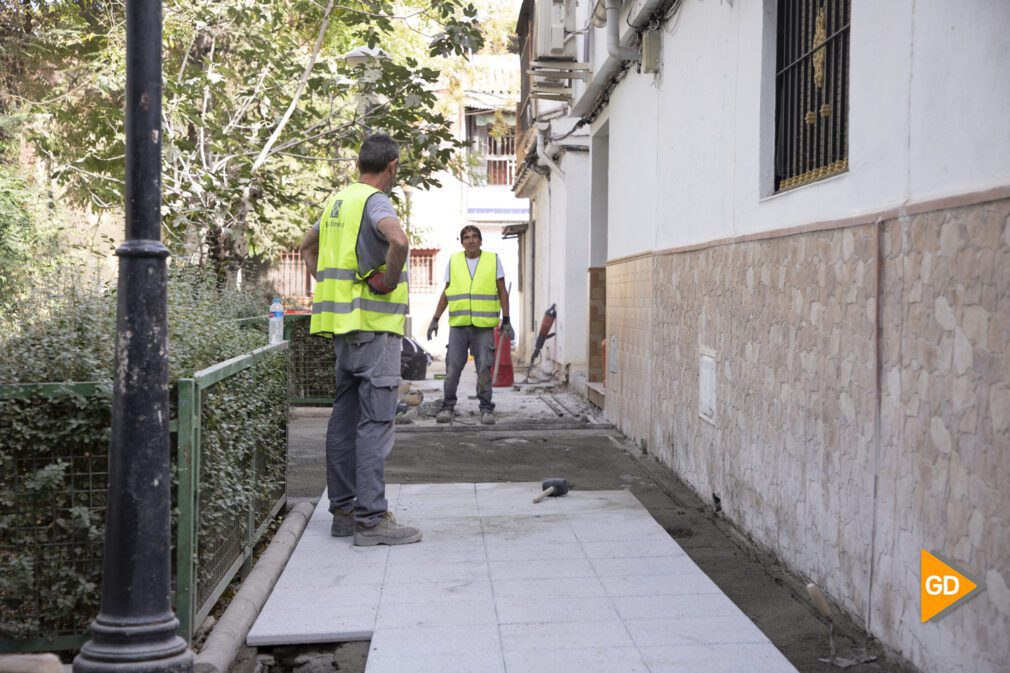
[572,0,1010,259]
[521,150,592,378]
[515,1,1010,671]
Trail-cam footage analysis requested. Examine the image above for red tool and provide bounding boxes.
[529,303,557,366]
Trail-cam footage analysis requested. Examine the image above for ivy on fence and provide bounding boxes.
[0,267,286,647]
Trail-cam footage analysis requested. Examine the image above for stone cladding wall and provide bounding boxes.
[873,200,1010,673]
[587,267,607,382]
[603,198,1010,673]
[605,255,654,446]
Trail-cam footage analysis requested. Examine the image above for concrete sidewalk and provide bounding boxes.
[277,366,889,673]
[248,484,799,673]
[396,355,605,430]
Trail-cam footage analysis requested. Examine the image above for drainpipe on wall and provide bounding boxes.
[536,126,566,180]
[605,0,640,61]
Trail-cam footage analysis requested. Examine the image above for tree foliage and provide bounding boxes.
[0,113,62,313]
[1,0,484,275]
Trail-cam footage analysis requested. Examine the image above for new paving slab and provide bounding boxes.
[248,483,798,673]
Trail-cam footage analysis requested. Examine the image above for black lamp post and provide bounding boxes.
[73,0,193,671]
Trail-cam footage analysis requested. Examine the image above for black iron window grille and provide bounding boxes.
[775,0,850,192]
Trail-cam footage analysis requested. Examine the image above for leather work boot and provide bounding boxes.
[354,512,422,546]
[331,509,354,537]
[480,411,496,425]
[435,407,453,423]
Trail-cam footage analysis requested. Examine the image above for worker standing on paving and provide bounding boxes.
[426,225,514,425]
[299,134,421,547]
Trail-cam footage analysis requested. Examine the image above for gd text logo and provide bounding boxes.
[920,550,982,623]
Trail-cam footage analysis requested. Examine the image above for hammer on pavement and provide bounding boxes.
[532,478,570,503]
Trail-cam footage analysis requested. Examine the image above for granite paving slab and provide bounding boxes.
[247,483,799,673]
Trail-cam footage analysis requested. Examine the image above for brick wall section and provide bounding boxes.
[604,198,1010,673]
[587,267,606,382]
[605,256,654,446]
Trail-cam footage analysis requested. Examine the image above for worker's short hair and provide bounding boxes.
[459,225,482,242]
[358,134,400,174]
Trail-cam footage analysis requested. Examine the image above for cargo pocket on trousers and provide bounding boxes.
[366,376,400,422]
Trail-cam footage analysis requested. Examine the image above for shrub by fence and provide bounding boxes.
[0,269,287,651]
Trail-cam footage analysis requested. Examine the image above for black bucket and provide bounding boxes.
[400,337,431,380]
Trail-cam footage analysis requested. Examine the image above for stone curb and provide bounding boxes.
[193,501,315,673]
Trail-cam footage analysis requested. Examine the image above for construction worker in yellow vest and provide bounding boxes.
[426,225,513,425]
[299,134,421,547]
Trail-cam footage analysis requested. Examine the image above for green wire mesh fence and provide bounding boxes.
[0,342,288,652]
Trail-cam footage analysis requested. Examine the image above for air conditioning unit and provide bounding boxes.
[534,0,576,60]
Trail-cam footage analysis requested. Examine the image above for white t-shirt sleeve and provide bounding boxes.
[443,261,451,285]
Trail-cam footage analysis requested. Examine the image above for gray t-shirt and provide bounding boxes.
[314,191,398,273]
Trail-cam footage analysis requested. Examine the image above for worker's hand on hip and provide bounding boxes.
[426,317,438,340]
[501,317,515,342]
[365,271,393,294]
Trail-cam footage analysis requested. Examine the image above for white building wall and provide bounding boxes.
[559,150,591,371]
[531,177,558,364]
[907,0,1010,198]
[559,1,1010,671]
[596,0,1010,257]
[607,74,659,259]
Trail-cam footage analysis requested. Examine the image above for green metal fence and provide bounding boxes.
[0,382,112,653]
[0,341,288,652]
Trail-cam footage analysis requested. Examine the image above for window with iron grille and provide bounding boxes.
[775,0,850,192]
[409,249,438,293]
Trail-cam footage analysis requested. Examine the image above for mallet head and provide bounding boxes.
[532,478,570,503]
[541,478,569,496]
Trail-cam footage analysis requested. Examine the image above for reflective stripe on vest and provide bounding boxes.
[309,183,408,337]
[446,250,500,328]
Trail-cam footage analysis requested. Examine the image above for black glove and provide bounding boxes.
[501,316,515,342]
[366,271,393,295]
[426,317,439,340]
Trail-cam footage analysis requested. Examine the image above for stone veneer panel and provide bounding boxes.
[605,256,654,446]
[646,225,879,624]
[872,200,1010,673]
[604,198,1010,673]
[587,267,607,382]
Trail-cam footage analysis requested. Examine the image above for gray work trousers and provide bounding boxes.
[326,331,401,526]
[442,325,496,413]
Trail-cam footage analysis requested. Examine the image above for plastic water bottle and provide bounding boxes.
[268,297,284,344]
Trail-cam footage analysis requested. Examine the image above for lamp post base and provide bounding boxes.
[73,616,193,673]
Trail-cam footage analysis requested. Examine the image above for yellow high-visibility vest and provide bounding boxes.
[309,183,407,336]
[446,250,500,328]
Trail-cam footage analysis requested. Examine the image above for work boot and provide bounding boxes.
[331,509,354,537]
[480,411,496,425]
[435,407,453,423]
[354,512,422,546]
